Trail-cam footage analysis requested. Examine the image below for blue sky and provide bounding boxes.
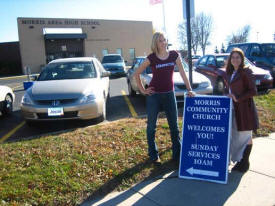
[1,0,274,54]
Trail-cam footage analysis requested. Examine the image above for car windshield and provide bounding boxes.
[181,61,189,72]
[244,58,254,67]
[37,62,97,81]
[261,44,275,57]
[216,55,254,67]
[216,56,228,67]
[192,55,201,59]
[102,55,123,63]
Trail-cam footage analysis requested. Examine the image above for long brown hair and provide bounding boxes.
[226,48,245,75]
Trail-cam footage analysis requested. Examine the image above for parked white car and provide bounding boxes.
[127,57,213,102]
[21,57,110,125]
[0,85,15,116]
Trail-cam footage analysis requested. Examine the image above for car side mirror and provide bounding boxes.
[124,60,127,63]
[30,75,38,81]
[101,71,111,77]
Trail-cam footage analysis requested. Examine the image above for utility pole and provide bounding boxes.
[186,0,193,86]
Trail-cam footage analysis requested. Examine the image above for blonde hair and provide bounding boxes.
[151,32,166,54]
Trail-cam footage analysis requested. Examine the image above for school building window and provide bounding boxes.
[116,48,122,56]
[102,49,108,56]
[129,48,135,60]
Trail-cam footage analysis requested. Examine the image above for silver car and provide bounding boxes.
[127,57,213,102]
[21,57,110,125]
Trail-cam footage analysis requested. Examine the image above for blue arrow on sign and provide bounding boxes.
[186,167,219,177]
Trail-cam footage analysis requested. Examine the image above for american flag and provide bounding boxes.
[149,0,162,5]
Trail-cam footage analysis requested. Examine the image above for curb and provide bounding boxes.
[0,75,27,80]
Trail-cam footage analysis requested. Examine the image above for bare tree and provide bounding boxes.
[178,12,213,56]
[227,25,251,45]
[196,13,213,55]
[178,18,199,55]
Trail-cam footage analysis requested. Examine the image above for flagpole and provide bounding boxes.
[162,0,166,34]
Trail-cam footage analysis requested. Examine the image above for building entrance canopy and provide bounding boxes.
[43,28,87,40]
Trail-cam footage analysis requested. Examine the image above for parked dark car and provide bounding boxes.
[101,54,127,77]
[195,54,273,94]
[191,55,201,66]
[226,43,275,86]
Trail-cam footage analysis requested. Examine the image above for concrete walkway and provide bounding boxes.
[82,133,275,206]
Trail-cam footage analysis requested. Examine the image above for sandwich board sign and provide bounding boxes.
[179,95,232,184]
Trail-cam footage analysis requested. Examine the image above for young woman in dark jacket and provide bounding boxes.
[225,48,259,172]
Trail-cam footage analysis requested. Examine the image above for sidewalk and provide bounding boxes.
[81,133,275,206]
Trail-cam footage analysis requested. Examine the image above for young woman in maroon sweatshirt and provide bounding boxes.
[134,32,194,164]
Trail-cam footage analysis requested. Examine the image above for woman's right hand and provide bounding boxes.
[187,90,195,97]
[227,94,238,102]
[143,87,155,96]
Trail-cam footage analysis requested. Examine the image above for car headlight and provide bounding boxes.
[199,81,210,88]
[80,94,97,103]
[264,73,272,80]
[21,93,34,105]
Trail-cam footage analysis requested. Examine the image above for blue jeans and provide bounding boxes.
[146,91,181,161]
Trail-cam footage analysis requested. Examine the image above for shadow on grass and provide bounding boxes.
[80,149,178,205]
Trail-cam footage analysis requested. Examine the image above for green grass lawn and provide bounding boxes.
[254,89,275,136]
[1,90,274,205]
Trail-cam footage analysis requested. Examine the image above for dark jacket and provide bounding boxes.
[225,68,259,131]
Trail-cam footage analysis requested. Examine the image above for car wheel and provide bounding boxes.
[107,87,110,100]
[2,94,13,116]
[98,98,106,122]
[214,79,224,95]
[128,81,136,96]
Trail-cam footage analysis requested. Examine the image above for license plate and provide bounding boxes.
[256,80,261,85]
[48,107,64,116]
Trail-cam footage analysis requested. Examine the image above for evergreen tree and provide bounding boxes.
[215,46,219,53]
[221,43,226,53]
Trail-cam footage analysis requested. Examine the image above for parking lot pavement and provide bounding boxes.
[0,76,143,143]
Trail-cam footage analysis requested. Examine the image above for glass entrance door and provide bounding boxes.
[45,39,84,63]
